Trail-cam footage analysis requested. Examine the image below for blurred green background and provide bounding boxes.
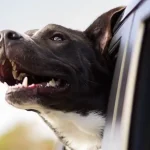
[0,123,58,150]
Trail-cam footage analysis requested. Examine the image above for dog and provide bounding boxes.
[0,7,125,150]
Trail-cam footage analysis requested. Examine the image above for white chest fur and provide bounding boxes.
[41,110,105,150]
[4,96,105,150]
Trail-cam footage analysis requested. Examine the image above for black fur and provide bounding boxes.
[0,6,125,149]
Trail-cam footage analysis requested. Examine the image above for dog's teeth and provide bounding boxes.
[17,73,26,81]
[14,84,18,88]
[4,82,8,88]
[11,61,15,66]
[49,79,56,87]
[12,71,19,79]
[56,80,60,86]
[22,77,28,87]
[4,82,8,86]
[46,83,50,87]
[13,64,17,71]
[28,84,35,88]
[18,83,23,88]
[2,60,5,65]
[48,79,60,87]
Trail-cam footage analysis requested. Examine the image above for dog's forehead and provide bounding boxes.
[32,24,86,41]
[29,24,87,43]
[44,24,64,30]
[36,24,70,35]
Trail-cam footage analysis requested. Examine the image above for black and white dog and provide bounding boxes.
[0,7,124,150]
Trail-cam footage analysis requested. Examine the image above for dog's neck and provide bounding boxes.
[40,108,105,150]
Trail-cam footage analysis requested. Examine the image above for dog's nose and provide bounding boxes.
[2,30,22,41]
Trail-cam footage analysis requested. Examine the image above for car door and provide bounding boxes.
[102,13,135,150]
[102,1,150,150]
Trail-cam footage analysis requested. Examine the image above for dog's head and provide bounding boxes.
[0,7,124,115]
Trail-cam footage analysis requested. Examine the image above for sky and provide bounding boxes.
[0,0,131,139]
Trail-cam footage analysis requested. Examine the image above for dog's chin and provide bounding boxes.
[4,81,70,110]
[5,93,43,113]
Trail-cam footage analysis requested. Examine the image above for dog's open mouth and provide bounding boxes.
[0,59,70,95]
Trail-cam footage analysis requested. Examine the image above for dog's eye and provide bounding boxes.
[51,34,64,41]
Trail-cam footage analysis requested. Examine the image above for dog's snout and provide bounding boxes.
[4,30,22,40]
[0,30,23,62]
[0,30,23,50]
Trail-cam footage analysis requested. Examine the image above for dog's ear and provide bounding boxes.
[25,29,38,36]
[85,6,125,54]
